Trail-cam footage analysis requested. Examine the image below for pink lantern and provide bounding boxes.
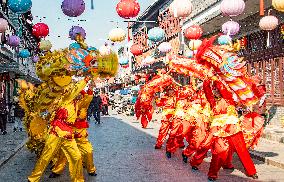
[259,15,279,31]
[158,42,172,53]
[169,0,192,18]
[0,18,8,33]
[220,0,245,17]
[222,21,240,36]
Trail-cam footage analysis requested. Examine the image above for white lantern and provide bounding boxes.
[169,0,192,18]
[108,28,126,42]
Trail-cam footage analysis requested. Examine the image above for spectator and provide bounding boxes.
[100,92,109,115]
[12,96,24,132]
[0,93,8,135]
[89,90,102,124]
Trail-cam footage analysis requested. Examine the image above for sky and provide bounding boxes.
[31,0,155,50]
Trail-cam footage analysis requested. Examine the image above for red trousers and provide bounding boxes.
[183,122,208,157]
[156,118,184,153]
[190,132,213,167]
[208,132,257,179]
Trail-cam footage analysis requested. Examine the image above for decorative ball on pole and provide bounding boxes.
[222,20,240,36]
[7,0,32,14]
[184,25,203,40]
[0,18,8,33]
[61,0,85,17]
[7,35,21,47]
[169,0,192,18]
[116,0,140,19]
[32,23,49,39]
[220,0,245,17]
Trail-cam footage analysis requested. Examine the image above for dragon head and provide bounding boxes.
[197,36,246,77]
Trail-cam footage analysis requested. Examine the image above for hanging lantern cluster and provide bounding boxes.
[169,0,192,18]
[220,0,245,17]
[69,26,86,40]
[220,0,245,36]
[32,23,49,39]
[116,0,140,19]
[0,18,8,33]
[39,40,52,51]
[272,0,284,12]
[108,28,126,42]
[7,35,21,47]
[8,0,32,14]
[130,44,143,56]
[148,27,165,42]
[61,0,85,17]
[184,25,203,40]
[158,42,172,54]
[19,49,31,58]
[222,21,240,36]
[259,15,279,31]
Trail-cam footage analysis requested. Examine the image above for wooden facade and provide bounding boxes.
[244,25,284,106]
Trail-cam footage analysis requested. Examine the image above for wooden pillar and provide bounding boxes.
[279,57,284,105]
[271,58,275,104]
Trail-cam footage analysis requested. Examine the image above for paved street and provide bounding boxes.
[0,113,284,182]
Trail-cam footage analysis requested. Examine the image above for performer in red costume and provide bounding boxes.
[182,91,211,164]
[200,79,258,181]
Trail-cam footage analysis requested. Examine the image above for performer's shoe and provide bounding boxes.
[208,177,216,181]
[166,151,172,158]
[49,172,60,178]
[192,166,199,171]
[88,172,97,176]
[182,153,188,163]
[250,174,258,179]
[2,131,7,135]
[223,166,235,170]
[154,145,162,149]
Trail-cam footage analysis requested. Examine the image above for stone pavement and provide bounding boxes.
[0,112,284,181]
[0,122,27,168]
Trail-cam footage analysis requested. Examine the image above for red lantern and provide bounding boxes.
[32,23,49,39]
[184,25,203,40]
[130,44,143,56]
[116,0,140,19]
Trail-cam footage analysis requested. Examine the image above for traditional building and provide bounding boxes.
[0,2,40,121]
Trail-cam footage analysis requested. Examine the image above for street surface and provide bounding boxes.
[0,112,284,182]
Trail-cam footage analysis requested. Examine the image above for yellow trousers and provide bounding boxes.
[28,134,84,182]
[52,137,96,174]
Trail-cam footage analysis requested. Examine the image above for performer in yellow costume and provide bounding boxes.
[28,78,89,182]
[50,90,97,178]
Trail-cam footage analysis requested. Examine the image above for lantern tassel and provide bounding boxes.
[267,31,270,47]
[91,0,94,9]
